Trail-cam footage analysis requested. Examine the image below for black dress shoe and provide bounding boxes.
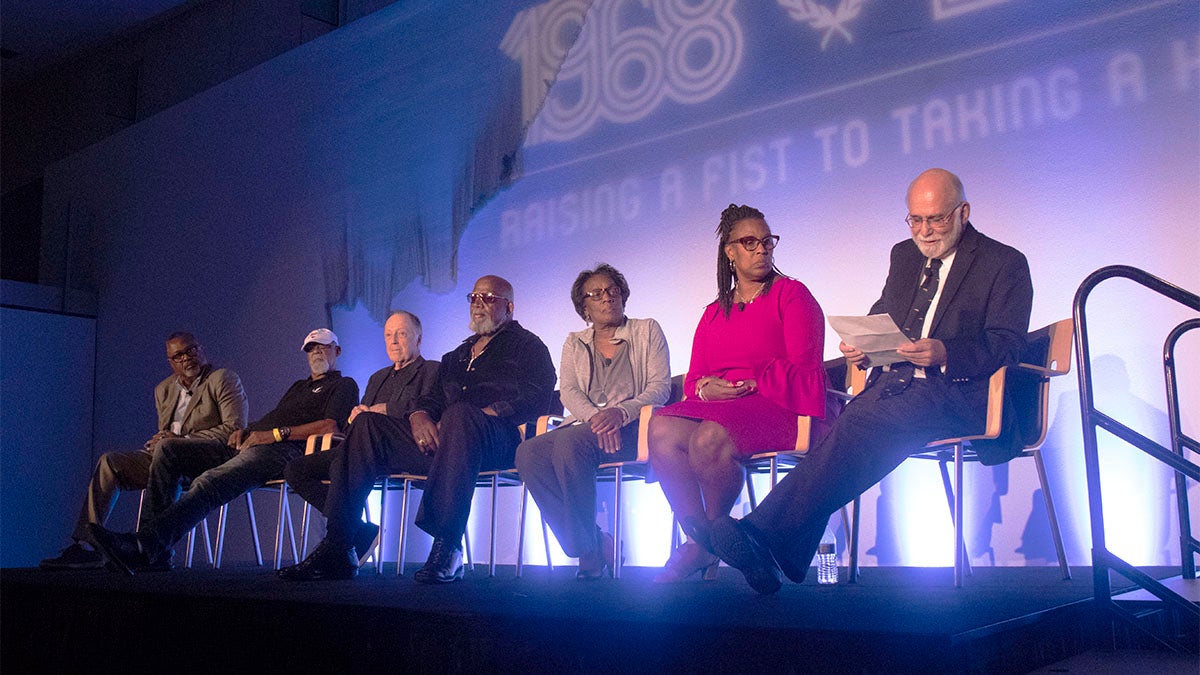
[39,543,106,571]
[709,516,783,595]
[277,539,359,581]
[414,538,464,584]
[353,521,380,567]
[86,524,151,576]
[576,530,618,580]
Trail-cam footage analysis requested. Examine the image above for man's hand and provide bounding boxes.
[696,377,756,401]
[840,341,870,368]
[348,403,387,425]
[897,338,947,368]
[238,430,276,450]
[409,411,440,454]
[227,429,245,448]
[144,430,178,449]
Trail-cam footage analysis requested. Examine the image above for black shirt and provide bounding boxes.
[248,371,359,433]
[415,320,555,425]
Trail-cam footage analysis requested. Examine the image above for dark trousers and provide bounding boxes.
[514,421,637,557]
[302,404,521,547]
[141,437,303,549]
[744,377,983,574]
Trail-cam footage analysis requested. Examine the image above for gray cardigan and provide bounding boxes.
[559,317,672,426]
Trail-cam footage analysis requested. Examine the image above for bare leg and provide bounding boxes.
[689,421,745,521]
[648,416,705,522]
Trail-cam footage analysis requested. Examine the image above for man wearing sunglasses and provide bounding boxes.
[89,328,359,574]
[706,168,1033,594]
[40,332,248,570]
[280,275,555,583]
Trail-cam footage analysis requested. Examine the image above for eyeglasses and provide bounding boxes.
[467,292,508,305]
[583,286,622,300]
[906,203,963,229]
[168,345,198,363]
[730,235,780,252]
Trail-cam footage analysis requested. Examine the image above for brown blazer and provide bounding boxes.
[154,365,248,442]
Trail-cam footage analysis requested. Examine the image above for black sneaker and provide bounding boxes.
[39,543,105,571]
[413,538,464,584]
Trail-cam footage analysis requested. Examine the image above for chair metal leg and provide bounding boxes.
[273,483,288,570]
[1033,448,1071,579]
[299,503,312,559]
[397,478,411,575]
[849,495,860,583]
[613,466,624,579]
[954,444,965,588]
[136,491,145,532]
[245,491,263,566]
[376,477,389,574]
[541,514,552,571]
[937,452,972,584]
[746,472,758,510]
[199,518,214,565]
[463,527,473,570]
[488,475,499,577]
[516,484,528,578]
[186,528,196,568]
[214,503,229,568]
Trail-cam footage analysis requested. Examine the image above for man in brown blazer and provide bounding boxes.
[40,331,247,570]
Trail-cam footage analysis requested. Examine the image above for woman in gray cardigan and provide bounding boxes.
[515,263,672,579]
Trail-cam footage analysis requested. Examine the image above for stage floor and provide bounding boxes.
[2,564,1192,673]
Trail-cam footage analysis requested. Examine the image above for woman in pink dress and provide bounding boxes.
[648,203,831,582]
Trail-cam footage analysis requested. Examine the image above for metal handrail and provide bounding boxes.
[1073,264,1199,652]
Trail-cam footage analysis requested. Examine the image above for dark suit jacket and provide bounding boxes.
[154,365,248,442]
[360,357,440,420]
[868,222,1033,463]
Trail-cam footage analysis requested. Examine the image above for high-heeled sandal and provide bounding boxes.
[653,541,720,583]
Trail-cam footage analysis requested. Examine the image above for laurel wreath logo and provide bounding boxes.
[777,0,866,50]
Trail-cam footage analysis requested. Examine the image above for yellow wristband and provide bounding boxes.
[272,427,283,442]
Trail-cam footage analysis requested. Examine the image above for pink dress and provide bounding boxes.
[655,276,830,454]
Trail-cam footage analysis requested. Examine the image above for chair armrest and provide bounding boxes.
[635,404,665,463]
[1014,362,1069,378]
[849,365,867,396]
[304,432,344,455]
[536,414,564,436]
[795,415,812,453]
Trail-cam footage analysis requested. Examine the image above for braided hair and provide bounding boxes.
[715,203,779,318]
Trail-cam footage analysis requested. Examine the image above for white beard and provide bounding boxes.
[310,356,330,376]
[469,316,502,335]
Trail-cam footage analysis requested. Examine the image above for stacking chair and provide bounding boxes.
[738,359,859,562]
[135,488,215,568]
[291,432,382,570]
[386,416,557,578]
[213,480,300,570]
[740,358,857,505]
[847,318,1075,587]
[587,374,686,579]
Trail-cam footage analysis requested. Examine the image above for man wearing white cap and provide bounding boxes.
[89,328,360,574]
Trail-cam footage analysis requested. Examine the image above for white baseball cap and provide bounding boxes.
[301,328,339,351]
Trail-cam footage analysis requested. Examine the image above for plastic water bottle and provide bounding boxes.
[817,531,838,585]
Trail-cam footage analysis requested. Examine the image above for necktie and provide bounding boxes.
[880,258,942,398]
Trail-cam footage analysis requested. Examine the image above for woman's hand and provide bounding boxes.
[589,407,623,435]
[696,377,757,401]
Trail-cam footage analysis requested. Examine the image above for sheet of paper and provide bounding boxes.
[827,314,911,367]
